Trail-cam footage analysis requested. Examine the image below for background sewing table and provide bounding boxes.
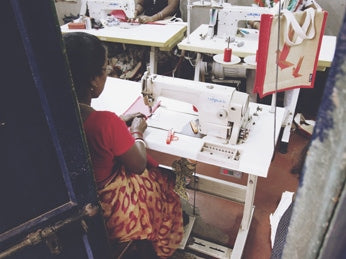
[91,77,285,258]
[61,21,187,73]
[177,24,336,152]
[178,24,336,71]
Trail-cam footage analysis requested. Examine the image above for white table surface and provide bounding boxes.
[92,77,285,178]
[178,24,336,68]
[61,22,187,50]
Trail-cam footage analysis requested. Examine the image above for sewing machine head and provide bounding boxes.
[141,70,250,145]
[207,4,272,39]
[83,0,136,21]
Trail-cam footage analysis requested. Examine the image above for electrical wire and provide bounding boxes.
[193,170,197,216]
[272,0,283,159]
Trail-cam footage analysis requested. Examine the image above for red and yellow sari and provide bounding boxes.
[83,111,183,258]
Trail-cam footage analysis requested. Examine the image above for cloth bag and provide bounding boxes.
[253,1,328,98]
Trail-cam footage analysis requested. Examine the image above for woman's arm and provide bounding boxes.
[120,141,147,174]
[119,116,147,174]
[159,0,180,19]
[119,112,146,127]
[134,0,145,18]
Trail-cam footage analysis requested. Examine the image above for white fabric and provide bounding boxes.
[269,191,295,248]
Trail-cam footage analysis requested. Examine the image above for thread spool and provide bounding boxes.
[224,37,232,62]
[223,48,232,62]
[85,17,92,30]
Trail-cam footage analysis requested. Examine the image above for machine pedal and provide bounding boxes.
[187,237,232,259]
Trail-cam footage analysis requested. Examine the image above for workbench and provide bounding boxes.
[177,24,336,152]
[61,21,187,73]
[178,24,336,70]
[91,77,286,259]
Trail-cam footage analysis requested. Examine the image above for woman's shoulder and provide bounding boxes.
[89,110,122,122]
[79,104,120,123]
[85,110,126,134]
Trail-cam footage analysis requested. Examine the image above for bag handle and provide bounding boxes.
[283,7,316,46]
[305,0,322,11]
[283,0,323,12]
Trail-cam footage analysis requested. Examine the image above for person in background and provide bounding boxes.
[103,0,182,80]
[63,31,183,258]
[133,0,181,23]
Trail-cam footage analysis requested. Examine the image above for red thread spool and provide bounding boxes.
[223,48,232,62]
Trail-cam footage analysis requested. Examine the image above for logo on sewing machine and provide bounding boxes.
[247,13,261,18]
[208,97,226,104]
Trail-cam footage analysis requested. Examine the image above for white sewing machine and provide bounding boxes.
[92,76,287,259]
[216,4,272,39]
[189,2,273,39]
[80,0,136,21]
[141,70,250,145]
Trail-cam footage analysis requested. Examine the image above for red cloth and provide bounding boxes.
[83,111,134,184]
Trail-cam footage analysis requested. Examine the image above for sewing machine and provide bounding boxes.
[80,0,136,21]
[216,4,272,39]
[92,76,287,258]
[188,2,273,39]
[184,2,273,91]
[141,70,250,145]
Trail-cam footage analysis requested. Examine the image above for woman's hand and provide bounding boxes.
[130,116,147,134]
[120,117,147,174]
[121,116,148,174]
[138,15,155,24]
[128,13,139,23]
[121,112,145,127]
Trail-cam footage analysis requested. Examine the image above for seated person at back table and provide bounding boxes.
[63,31,184,258]
[133,0,181,23]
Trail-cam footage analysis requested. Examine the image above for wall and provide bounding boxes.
[231,0,345,36]
[55,0,81,24]
[322,0,345,35]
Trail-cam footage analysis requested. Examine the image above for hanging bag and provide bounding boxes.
[253,0,328,98]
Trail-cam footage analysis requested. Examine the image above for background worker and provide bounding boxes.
[133,0,181,23]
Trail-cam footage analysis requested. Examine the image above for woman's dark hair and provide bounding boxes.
[63,32,107,100]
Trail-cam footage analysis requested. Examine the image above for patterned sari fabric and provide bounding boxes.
[98,166,184,258]
[82,111,183,257]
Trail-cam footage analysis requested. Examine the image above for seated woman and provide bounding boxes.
[133,0,181,23]
[63,32,183,258]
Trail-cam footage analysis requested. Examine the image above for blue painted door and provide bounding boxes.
[0,1,111,258]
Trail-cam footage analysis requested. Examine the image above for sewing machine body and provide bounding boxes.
[192,2,273,39]
[82,0,136,21]
[141,71,250,145]
[216,4,272,39]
